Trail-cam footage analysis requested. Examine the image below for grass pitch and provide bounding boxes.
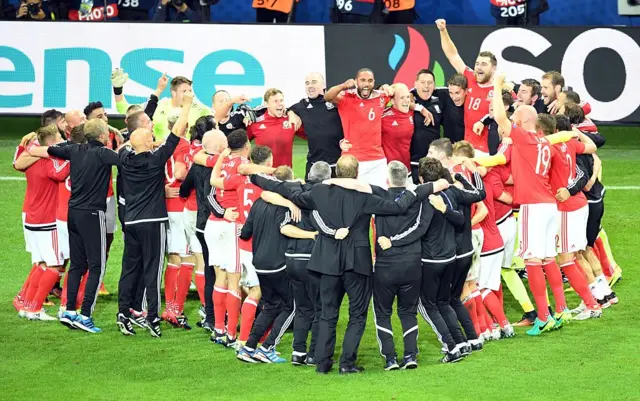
[1,117,639,401]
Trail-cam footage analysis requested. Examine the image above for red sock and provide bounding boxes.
[496,284,504,306]
[60,272,69,306]
[33,268,60,312]
[481,289,509,328]
[164,264,179,310]
[76,272,89,308]
[260,325,272,344]
[18,264,38,300]
[526,263,550,320]
[239,297,259,342]
[543,260,567,313]
[463,297,481,336]
[473,293,490,333]
[174,263,194,314]
[594,237,614,277]
[24,266,44,311]
[561,261,599,309]
[213,286,227,332]
[226,290,242,339]
[194,271,205,306]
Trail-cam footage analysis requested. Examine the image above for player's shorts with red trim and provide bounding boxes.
[167,212,189,256]
[204,219,240,273]
[239,250,260,288]
[557,205,588,254]
[183,209,202,254]
[479,248,504,291]
[497,215,517,269]
[358,158,388,189]
[56,220,70,260]
[25,224,63,266]
[467,228,484,281]
[517,203,558,260]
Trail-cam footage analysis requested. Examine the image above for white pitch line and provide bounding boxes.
[0,176,639,190]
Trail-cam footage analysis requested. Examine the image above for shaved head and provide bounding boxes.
[512,105,537,131]
[130,128,154,153]
[336,155,359,179]
[65,110,86,132]
[202,129,228,154]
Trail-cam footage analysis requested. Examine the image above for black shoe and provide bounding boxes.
[197,320,214,333]
[130,314,148,329]
[305,356,317,366]
[384,357,399,371]
[606,292,619,305]
[147,317,162,338]
[211,330,226,345]
[176,314,192,330]
[459,344,472,357]
[518,270,528,280]
[400,354,418,370]
[292,354,307,366]
[223,335,237,349]
[514,310,537,327]
[339,365,365,375]
[470,341,483,352]
[440,350,463,364]
[116,313,136,336]
[561,272,569,283]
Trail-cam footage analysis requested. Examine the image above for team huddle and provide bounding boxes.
[11,19,623,374]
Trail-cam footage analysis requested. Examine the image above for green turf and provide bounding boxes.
[1,120,638,401]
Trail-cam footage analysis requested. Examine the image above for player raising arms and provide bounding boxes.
[436,18,496,157]
[492,73,569,336]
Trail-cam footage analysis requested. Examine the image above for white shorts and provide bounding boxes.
[167,211,189,256]
[183,209,202,254]
[517,203,558,260]
[557,205,589,254]
[25,227,63,267]
[204,219,240,273]
[22,212,29,252]
[478,250,504,291]
[358,158,388,189]
[498,216,517,269]
[106,196,117,234]
[239,249,260,288]
[56,220,70,260]
[467,228,484,281]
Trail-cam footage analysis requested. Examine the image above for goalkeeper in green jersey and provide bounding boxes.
[111,68,212,140]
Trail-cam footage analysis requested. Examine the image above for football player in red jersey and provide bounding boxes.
[247,88,305,168]
[493,73,574,336]
[19,125,70,321]
[325,68,395,188]
[436,18,496,156]
[537,115,603,321]
[381,83,414,186]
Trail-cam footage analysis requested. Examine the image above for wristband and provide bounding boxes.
[113,87,123,96]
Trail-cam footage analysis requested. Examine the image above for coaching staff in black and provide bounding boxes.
[115,90,192,337]
[30,118,120,333]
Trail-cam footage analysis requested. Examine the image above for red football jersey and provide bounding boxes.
[463,68,493,153]
[247,113,301,167]
[381,107,414,170]
[237,178,263,252]
[484,168,512,224]
[549,140,587,212]
[57,176,72,222]
[165,138,190,213]
[479,176,504,253]
[337,89,389,162]
[510,126,555,205]
[184,141,202,212]
[495,142,519,211]
[209,155,250,221]
[24,158,69,226]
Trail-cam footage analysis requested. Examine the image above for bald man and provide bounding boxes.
[179,129,230,331]
[493,74,574,336]
[64,110,86,138]
[381,83,414,188]
[116,91,193,338]
[287,72,344,180]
